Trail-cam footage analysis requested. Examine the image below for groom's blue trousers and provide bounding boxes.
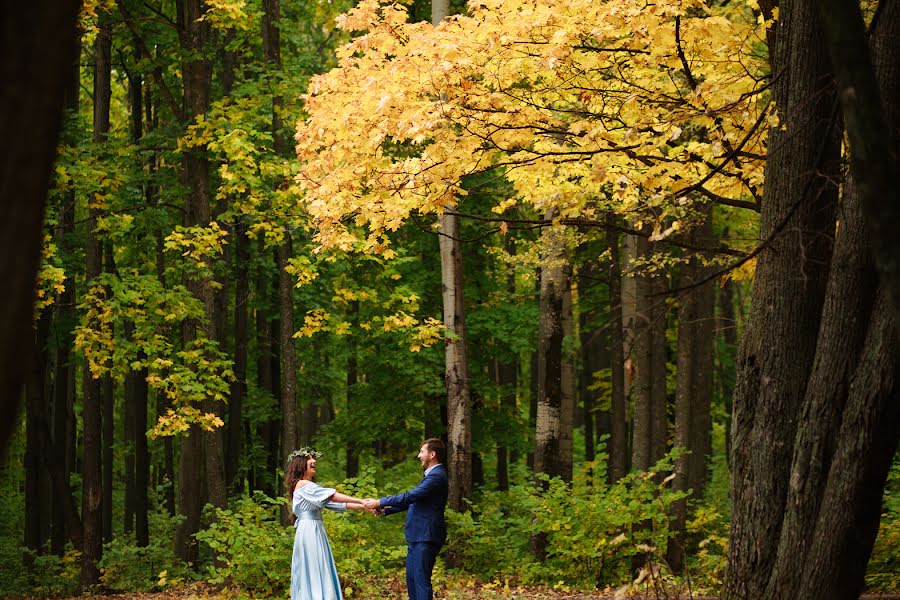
[406,541,440,600]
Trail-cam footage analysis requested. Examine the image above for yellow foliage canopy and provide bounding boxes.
[295,0,769,252]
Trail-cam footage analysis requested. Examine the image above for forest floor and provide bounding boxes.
[41,581,900,600]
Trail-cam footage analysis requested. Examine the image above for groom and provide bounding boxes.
[364,438,448,600]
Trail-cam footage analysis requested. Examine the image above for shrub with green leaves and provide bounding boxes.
[195,492,294,597]
[443,451,690,589]
[98,512,192,592]
[866,458,900,592]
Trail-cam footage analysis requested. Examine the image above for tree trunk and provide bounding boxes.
[25,316,51,562]
[668,211,714,573]
[440,210,472,512]
[81,11,112,584]
[534,214,570,481]
[607,221,627,482]
[133,356,149,547]
[101,247,115,545]
[761,2,900,597]
[560,265,576,483]
[725,0,842,595]
[0,0,81,460]
[124,325,136,536]
[432,0,471,513]
[630,235,653,473]
[277,237,299,466]
[50,30,80,555]
[716,252,738,464]
[346,300,360,479]
[254,240,275,494]
[175,0,219,562]
[649,271,668,468]
[227,223,249,489]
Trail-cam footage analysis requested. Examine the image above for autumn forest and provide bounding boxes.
[0,0,898,598]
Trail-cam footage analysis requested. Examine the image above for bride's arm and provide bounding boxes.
[330,491,364,504]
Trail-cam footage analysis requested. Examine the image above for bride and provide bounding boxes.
[285,448,372,600]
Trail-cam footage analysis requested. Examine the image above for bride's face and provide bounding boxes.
[305,457,317,479]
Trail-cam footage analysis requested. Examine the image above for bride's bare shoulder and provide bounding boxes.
[294,480,313,492]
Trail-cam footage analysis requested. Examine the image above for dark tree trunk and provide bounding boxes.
[25,316,51,561]
[649,272,668,468]
[716,256,737,463]
[0,0,81,460]
[607,222,627,482]
[254,240,275,493]
[560,266,576,483]
[277,237,299,462]
[758,2,900,598]
[630,235,653,473]
[81,11,111,585]
[102,247,115,545]
[346,301,360,478]
[346,352,359,478]
[133,357,149,547]
[668,210,714,573]
[158,390,176,516]
[124,325,136,536]
[495,358,517,491]
[175,0,220,561]
[227,223,249,489]
[725,0,842,595]
[51,30,80,555]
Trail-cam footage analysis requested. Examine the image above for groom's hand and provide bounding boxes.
[362,498,379,511]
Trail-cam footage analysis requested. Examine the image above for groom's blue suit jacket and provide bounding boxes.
[380,464,448,544]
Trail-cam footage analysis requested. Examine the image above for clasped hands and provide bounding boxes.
[361,498,382,516]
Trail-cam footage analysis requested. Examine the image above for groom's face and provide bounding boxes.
[417,445,435,469]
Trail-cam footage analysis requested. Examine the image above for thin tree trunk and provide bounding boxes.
[25,316,51,561]
[101,246,115,544]
[124,325,136,536]
[277,238,299,464]
[133,356,149,547]
[630,235,652,473]
[346,300,360,479]
[649,271,668,468]
[716,249,737,464]
[227,223,249,489]
[560,267,576,483]
[607,222,627,482]
[81,11,111,584]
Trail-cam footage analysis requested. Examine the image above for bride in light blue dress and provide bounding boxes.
[285,448,371,600]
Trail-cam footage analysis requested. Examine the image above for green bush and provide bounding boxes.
[21,549,82,597]
[444,451,689,589]
[98,511,192,592]
[195,492,294,597]
[866,458,900,592]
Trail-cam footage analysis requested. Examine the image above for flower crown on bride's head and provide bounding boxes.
[288,447,323,464]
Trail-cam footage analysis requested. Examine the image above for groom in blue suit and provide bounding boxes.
[364,438,448,600]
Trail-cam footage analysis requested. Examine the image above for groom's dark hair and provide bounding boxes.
[422,438,446,463]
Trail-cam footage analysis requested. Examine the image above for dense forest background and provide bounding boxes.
[1,0,898,598]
